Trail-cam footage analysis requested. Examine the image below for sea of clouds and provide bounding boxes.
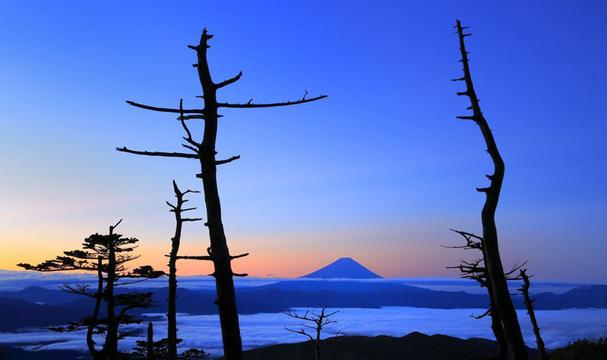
[1,270,602,356]
[1,307,606,356]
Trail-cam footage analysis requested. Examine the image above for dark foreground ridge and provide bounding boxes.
[0,333,528,360]
[237,332,536,360]
[2,334,605,359]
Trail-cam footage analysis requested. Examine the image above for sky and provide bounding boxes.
[0,1,606,282]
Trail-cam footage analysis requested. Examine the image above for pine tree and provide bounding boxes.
[18,220,164,360]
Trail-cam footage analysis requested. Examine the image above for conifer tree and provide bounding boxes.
[18,220,164,360]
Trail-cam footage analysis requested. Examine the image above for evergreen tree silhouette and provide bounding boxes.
[18,220,164,360]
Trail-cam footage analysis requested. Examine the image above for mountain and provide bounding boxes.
[240,280,487,309]
[0,346,87,360]
[301,257,382,279]
[0,286,79,305]
[529,285,607,309]
[0,297,88,331]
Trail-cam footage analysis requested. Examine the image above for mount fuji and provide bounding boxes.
[301,257,382,279]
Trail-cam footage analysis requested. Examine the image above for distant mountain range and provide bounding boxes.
[1,259,605,332]
[1,281,606,332]
[302,257,382,279]
[0,297,84,331]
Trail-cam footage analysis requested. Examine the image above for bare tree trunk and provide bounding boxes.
[117,28,326,359]
[167,181,200,360]
[454,20,527,360]
[193,30,242,360]
[147,321,154,360]
[315,328,321,360]
[519,270,547,360]
[167,245,178,360]
[87,256,103,360]
[285,307,337,360]
[104,224,118,359]
[168,195,182,360]
[489,300,508,360]
[447,230,508,359]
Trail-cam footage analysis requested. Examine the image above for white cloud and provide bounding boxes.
[1,307,606,356]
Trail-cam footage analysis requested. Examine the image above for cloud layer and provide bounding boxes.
[1,307,606,356]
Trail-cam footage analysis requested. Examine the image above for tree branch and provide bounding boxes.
[126,100,204,114]
[215,155,240,165]
[285,327,314,341]
[179,99,202,150]
[173,255,213,261]
[215,71,243,89]
[217,94,327,109]
[116,147,199,159]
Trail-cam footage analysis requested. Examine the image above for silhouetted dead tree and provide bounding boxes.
[165,181,201,360]
[444,230,506,359]
[285,307,338,360]
[147,321,154,360]
[18,220,164,360]
[519,270,547,360]
[452,20,528,359]
[116,29,326,359]
[445,229,527,360]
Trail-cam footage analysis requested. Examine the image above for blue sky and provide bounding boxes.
[1,1,606,281]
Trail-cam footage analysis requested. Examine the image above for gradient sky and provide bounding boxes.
[1,1,606,282]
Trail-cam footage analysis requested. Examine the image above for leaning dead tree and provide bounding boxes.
[285,307,339,360]
[445,229,527,360]
[453,20,527,359]
[166,181,201,360]
[117,29,326,359]
[519,270,548,360]
[18,220,164,360]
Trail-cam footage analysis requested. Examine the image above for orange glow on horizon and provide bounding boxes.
[0,225,456,278]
